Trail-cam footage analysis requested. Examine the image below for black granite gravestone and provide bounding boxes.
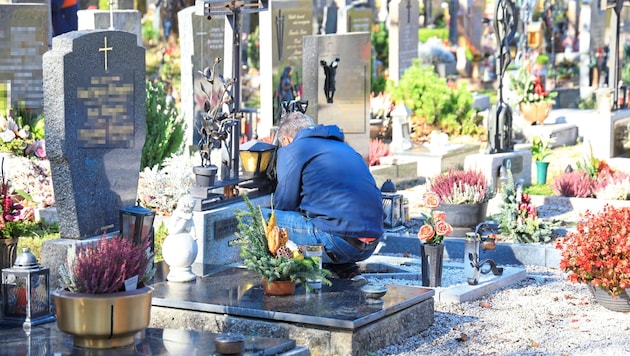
[43,30,145,239]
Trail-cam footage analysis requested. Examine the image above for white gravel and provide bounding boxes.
[372,265,630,356]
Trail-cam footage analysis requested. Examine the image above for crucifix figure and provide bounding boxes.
[320,58,340,104]
[99,36,113,71]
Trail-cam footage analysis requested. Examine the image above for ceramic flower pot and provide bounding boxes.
[519,101,552,125]
[261,278,296,296]
[587,284,630,312]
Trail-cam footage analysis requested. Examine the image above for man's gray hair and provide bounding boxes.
[278,112,315,140]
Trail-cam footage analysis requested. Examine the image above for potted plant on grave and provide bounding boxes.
[426,168,491,229]
[511,61,557,125]
[53,234,155,349]
[416,191,453,287]
[556,205,630,312]
[234,195,331,296]
[531,135,553,185]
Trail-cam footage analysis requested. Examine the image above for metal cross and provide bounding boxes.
[99,36,113,71]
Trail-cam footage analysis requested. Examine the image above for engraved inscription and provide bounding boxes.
[214,216,239,240]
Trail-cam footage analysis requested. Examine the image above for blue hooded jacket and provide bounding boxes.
[274,124,384,238]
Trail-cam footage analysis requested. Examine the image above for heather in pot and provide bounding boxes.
[427,168,490,204]
[58,234,155,294]
[557,205,630,297]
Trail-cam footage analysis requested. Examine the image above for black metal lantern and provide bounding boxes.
[2,247,55,328]
[381,179,404,230]
[119,200,156,250]
[239,139,277,177]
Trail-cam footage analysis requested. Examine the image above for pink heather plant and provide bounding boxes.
[59,234,154,294]
[428,168,489,204]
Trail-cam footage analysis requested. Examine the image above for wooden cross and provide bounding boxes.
[99,36,113,71]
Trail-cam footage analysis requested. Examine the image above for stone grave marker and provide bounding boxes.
[388,0,419,82]
[338,4,372,34]
[302,32,371,159]
[0,3,49,115]
[178,6,225,147]
[43,30,146,240]
[259,0,313,136]
[78,9,143,46]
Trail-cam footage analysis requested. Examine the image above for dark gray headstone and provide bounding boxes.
[388,0,419,82]
[0,3,49,114]
[302,33,371,158]
[178,6,225,147]
[43,30,146,239]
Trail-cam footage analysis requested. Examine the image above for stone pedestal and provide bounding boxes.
[464,150,532,189]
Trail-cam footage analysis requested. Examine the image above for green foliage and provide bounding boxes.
[153,221,168,262]
[247,26,260,69]
[523,184,554,196]
[234,195,332,289]
[495,169,560,243]
[372,22,388,69]
[531,136,553,162]
[142,80,185,170]
[142,18,159,45]
[17,221,60,258]
[387,59,478,137]
[578,92,597,110]
[418,28,448,43]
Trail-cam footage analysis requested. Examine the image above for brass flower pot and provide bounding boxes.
[53,286,153,349]
[0,237,19,269]
[261,278,295,296]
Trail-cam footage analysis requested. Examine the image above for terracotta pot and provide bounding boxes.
[261,278,296,296]
[519,101,552,125]
[53,286,153,348]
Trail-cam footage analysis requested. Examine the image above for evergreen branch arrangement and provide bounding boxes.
[234,195,331,289]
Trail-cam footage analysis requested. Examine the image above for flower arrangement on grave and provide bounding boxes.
[427,168,490,204]
[235,195,331,290]
[416,192,453,245]
[530,135,553,162]
[0,159,38,239]
[557,205,630,297]
[496,169,560,243]
[0,109,46,158]
[511,61,557,125]
[57,234,155,294]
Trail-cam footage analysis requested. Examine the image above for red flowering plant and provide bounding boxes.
[0,160,34,239]
[557,205,630,297]
[416,192,453,245]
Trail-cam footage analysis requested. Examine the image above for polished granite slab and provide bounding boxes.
[151,266,435,330]
[0,323,303,355]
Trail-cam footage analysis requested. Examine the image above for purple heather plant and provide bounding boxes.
[552,171,594,198]
[428,168,489,204]
[59,234,154,294]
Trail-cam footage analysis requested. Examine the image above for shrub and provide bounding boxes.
[552,171,593,198]
[427,168,489,204]
[142,80,185,170]
[388,59,478,139]
[368,139,390,166]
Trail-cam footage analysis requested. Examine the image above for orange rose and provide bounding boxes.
[435,220,453,236]
[422,192,440,209]
[432,210,446,221]
[417,224,435,242]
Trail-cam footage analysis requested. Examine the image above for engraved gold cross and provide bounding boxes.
[99,36,113,71]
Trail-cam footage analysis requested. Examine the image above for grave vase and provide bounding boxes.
[438,202,488,229]
[0,237,19,270]
[52,286,153,349]
[421,244,444,287]
[519,101,552,125]
[261,278,296,296]
[587,284,630,312]
[535,161,550,185]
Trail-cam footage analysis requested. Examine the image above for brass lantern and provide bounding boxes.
[2,247,55,328]
[239,140,277,177]
[381,179,404,230]
[119,200,156,251]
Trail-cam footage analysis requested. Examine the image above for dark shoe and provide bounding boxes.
[324,262,362,280]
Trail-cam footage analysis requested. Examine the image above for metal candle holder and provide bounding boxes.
[464,223,504,285]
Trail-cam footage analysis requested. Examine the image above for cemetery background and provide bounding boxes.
[0,0,630,354]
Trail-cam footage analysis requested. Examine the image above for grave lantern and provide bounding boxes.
[119,200,156,250]
[381,179,404,230]
[2,247,55,328]
[239,139,277,178]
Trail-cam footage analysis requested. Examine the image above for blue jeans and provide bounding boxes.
[261,209,379,264]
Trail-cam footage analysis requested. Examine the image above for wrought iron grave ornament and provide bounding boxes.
[487,0,517,154]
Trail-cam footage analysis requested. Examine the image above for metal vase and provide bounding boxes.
[421,244,444,287]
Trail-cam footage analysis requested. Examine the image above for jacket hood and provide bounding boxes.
[294,124,344,142]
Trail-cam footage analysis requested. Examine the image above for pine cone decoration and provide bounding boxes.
[276,246,292,258]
